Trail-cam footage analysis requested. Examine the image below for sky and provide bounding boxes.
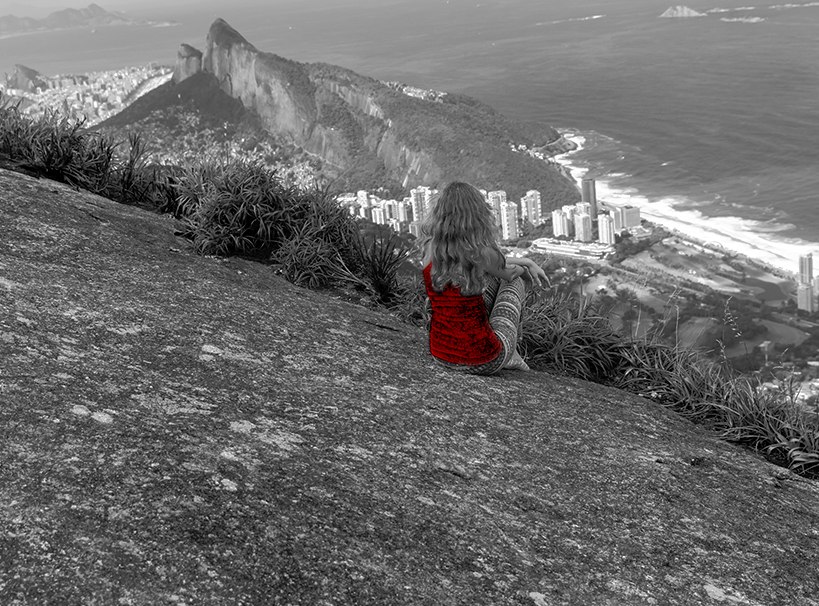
[0,0,344,16]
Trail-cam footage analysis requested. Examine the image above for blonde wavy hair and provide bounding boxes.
[418,181,505,295]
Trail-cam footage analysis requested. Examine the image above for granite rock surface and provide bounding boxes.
[0,167,818,605]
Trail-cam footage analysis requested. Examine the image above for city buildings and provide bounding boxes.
[799,253,813,285]
[797,253,816,313]
[409,188,425,224]
[336,185,548,243]
[500,200,520,241]
[618,205,641,230]
[598,213,616,245]
[797,284,816,313]
[575,202,592,217]
[574,212,593,243]
[550,192,644,247]
[552,208,573,238]
[396,200,412,223]
[521,190,542,226]
[487,190,506,226]
[581,177,598,219]
[371,206,386,225]
[0,64,173,126]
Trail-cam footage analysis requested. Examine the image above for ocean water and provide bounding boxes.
[1,0,818,272]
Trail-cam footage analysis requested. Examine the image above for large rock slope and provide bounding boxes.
[0,168,818,605]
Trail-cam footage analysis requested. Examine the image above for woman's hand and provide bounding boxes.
[511,258,549,288]
[523,261,549,289]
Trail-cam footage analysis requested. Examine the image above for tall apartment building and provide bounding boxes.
[488,190,507,226]
[500,200,519,241]
[624,206,641,228]
[574,213,593,243]
[357,190,369,207]
[383,200,397,220]
[798,283,816,313]
[371,206,386,225]
[797,253,815,313]
[609,205,641,230]
[551,209,570,238]
[581,177,598,219]
[598,213,616,245]
[410,192,426,224]
[799,253,814,285]
[522,190,542,225]
[396,200,409,223]
[611,207,624,232]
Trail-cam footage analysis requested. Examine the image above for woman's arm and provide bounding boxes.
[506,257,549,288]
[475,248,525,282]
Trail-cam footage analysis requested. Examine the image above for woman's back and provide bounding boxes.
[423,263,502,365]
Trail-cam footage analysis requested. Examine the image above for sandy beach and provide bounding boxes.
[553,132,819,278]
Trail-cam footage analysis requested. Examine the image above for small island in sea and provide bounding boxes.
[659,6,707,18]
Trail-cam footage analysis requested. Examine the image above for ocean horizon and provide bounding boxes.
[1,0,818,274]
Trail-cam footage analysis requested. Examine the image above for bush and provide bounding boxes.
[272,221,344,289]
[388,271,428,328]
[521,291,626,382]
[0,95,116,192]
[345,230,411,306]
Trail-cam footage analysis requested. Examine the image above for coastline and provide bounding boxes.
[551,130,819,278]
[0,21,179,42]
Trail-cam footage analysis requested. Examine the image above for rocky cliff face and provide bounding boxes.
[178,18,579,202]
[172,44,202,84]
[5,64,46,92]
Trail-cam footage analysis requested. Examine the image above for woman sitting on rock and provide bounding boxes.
[418,181,547,374]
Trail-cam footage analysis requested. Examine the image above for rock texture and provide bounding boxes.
[1,167,818,605]
[172,44,203,84]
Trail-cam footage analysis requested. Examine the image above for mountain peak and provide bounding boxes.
[207,17,253,49]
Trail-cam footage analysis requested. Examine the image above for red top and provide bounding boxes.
[423,263,502,365]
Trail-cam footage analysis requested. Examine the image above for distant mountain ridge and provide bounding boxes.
[0,3,172,37]
[158,18,579,204]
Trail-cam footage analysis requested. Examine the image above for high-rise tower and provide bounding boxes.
[581,177,597,219]
[797,253,816,313]
[522,190,542,225]
[799,253,813,285]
